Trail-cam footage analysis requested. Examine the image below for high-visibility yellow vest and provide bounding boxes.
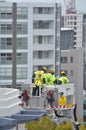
[34,71,44,86]
[45,73,56,86]
[59,76,69,84]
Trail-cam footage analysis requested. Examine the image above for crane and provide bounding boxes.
[64,0,76,14]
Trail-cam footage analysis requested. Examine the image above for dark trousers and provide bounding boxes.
[32,86,42,96]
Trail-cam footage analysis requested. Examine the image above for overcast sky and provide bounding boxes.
[6,0,86,14]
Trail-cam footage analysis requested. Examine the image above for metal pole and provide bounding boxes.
[55,3,61,78]
[73,104,80,130]
[55,3,57,77]
[12,3,17,88]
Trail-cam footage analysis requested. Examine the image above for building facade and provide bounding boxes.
[83,14,86,124]
[63,13,86,121]
[61,48,84,119]
[64,13,83,48]
[0,1,61,88]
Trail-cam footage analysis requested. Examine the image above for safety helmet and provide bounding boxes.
[42,67,47,72]
[61,71,65,75]
[49,69,55,74]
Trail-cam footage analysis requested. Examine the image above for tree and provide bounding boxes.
[25,116,73,130]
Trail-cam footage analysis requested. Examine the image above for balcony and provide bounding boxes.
[33,58,54,65]
[33,29,55,35]
[33,14,55,20]
[33,44,54,50]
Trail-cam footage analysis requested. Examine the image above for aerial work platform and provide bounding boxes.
[26,84,75,110]
[0,84,80,130]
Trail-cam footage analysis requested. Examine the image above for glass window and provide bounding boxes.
[84,116,86,121]
[61,57,68,63]
[84,104,86,109]
[74,16,77,20]
[1,24,6,30]
[0,53,12,64]
[0,7,12,19]
[74,21,77,25]
[71,16,73,20]
[43,36,52,44]
[0,68,12,79]
[43,36,48,44]
[17,23,28,34]
[0,23,12,34]
[33,36,38,44]
[33,50,53,59]
[74,37,76,40]
[74,32,76,35]
[17,7,28,19]
[33,7,54,14]
[7,38,12,45]
[17,53,27,64]
[0,38,12,49]
[74,27,76,30]
[7,13,12,19]
[33,36,51,45]
[70,70,73,76]
[38,51,42,58]
[38,8,43,14]
[17,67,27,79]
[38,36,42,44]
[7,53,12,60]
[0,69,5,76]
[70,56,73,63]
[17,38,27,49]
[7,24,12,30]
[33,21,49,29]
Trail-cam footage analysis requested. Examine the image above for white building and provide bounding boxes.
[0,1,61,88]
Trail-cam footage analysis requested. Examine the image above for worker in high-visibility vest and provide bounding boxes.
[41,67,47,84]
[59,71,69,84]
[32,67,47,96]
[45,69,57,87]
[45,69,56,105]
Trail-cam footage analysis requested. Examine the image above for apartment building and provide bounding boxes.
[62,13,86,120]
[0,1,61,88]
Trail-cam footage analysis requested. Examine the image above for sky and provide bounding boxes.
[5,0,86,14]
